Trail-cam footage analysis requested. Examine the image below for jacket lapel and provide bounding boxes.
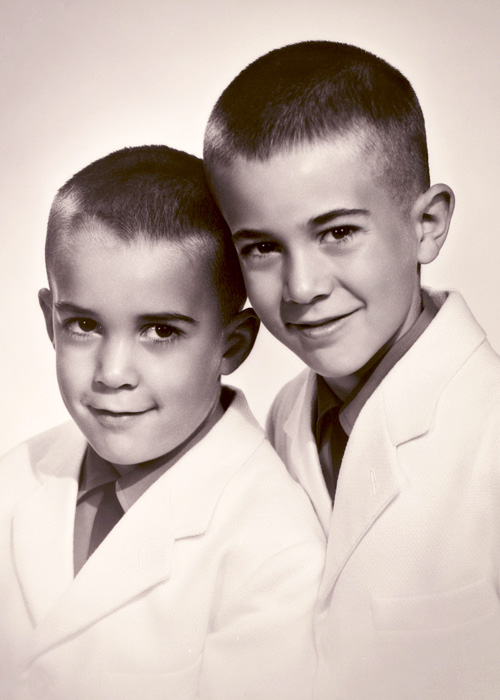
[319,391,401,598]
[27,388,265,662]
[12,423,84,626]
[279,370,401,597]
[27,474,176,661]
[283,372,332,534]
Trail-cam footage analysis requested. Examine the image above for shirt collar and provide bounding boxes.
[77,446,170,513]
[78,448,119,496]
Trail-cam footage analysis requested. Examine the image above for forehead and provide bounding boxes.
[211,134,389,231]
[49,226,219,313]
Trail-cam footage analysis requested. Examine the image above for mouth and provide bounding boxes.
[286,310,357,339]
[88,406,154,425]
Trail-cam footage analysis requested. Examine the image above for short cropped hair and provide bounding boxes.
[46,145,246,323]
[204,41,430,207]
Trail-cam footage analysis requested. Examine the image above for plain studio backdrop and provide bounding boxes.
[1,0,499,455]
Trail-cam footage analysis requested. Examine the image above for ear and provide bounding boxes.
[221,308,260,376]
[38,287,55,346]
[412,183,455,265]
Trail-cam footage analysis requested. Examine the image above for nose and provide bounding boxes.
[283,250,334,305]
[93,337,139,390]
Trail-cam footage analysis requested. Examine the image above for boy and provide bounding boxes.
[0,145,325,700]
[203,41,500,699]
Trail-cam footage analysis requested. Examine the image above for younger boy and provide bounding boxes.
[204,41,500,699]
[0,145,325,700]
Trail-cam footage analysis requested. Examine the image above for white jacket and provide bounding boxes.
[0,389,325,700]
[268,290,500,700]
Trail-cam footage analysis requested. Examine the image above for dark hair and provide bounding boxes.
[204,41,430,207]
[46,145,245,323]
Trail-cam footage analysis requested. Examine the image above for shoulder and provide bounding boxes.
[378,289,500,426]
[0,421,85,480]
[178,390,325,593]
[212,436,325,591]
[0,422,84,514]
[230,435,320,530]
[211,391,324,545]
[178,386,321,535]
[433,290,500,405]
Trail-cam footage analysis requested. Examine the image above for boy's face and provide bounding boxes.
[211,136,424,397]
[40,228,229,466]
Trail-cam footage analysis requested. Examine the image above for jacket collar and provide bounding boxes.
[380,290,485,446]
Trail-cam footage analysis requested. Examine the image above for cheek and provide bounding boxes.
[155,361,222,431]
[354,239,415,297]
[55,346,92,396]
[153,342,223,395]
[241,266,281,318]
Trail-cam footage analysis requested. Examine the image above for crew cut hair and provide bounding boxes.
[46,145,245,323]
[204,41,430,206]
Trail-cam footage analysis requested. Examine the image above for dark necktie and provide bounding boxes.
[87,480,124,559]
[318,406,349,502]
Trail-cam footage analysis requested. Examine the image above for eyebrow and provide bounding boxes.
[232,208,370,241]
[232,230,270,242]
[140,313,197,325]
[54,302,197,325]
[55,302,95,315]
[308,208,370,227]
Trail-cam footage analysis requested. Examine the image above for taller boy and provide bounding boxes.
[204,41,500,699]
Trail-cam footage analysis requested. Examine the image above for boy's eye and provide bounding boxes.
[239,241,280,257]
[142,324,182,343]
[321,225,358,242]
[65,318,100,335]
[153,324,175,339]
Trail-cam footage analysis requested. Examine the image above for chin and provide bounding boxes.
[306,355,363,381]
[87,439,145,466]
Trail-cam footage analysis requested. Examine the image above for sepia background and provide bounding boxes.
[1,0,499,455]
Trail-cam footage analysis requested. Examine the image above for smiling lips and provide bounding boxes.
[286,310,357,339]
[88,406,154,426]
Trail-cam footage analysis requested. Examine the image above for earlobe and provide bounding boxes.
[38,288,56,346]
[221,308,260,376]
[414,183,455,265]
